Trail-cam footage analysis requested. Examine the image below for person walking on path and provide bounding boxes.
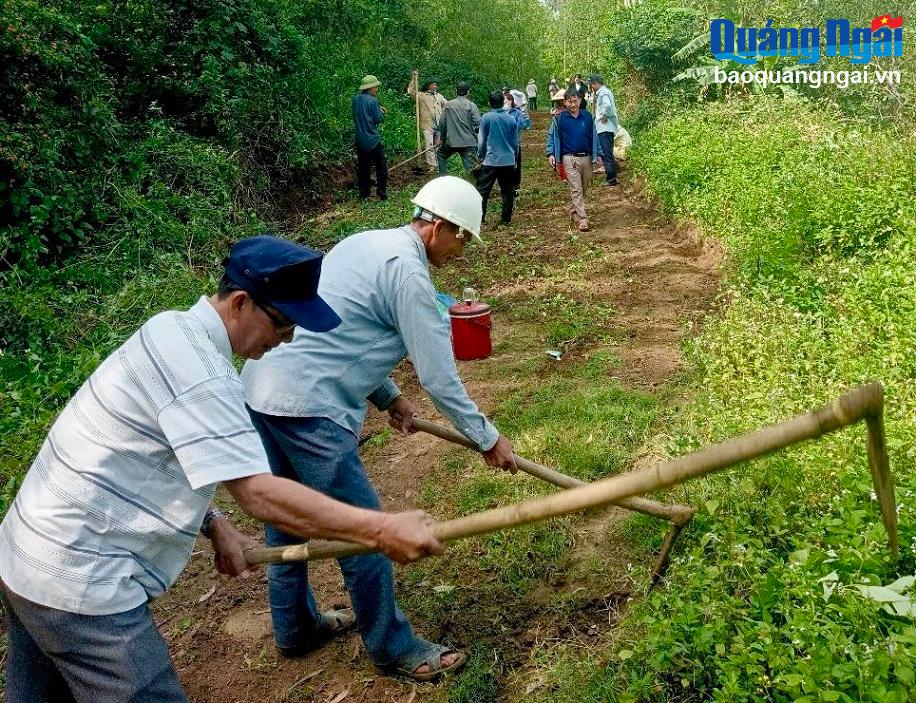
[242,177,516,683]
[589,73,619,186]
[547,77,559,99]
[567,73,588,110]
[436,81,481,176]
[546,91,598,232]
[353,74,388,200]
[526,78,538,111]
[407,72,448,173]
[0,235,442,703]
[476,90,520,226]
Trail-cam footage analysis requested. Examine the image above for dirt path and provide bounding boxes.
[155,112,721,702]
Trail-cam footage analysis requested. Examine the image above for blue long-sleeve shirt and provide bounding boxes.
[241,225,499,451]
[477,108,519,167]
[507,106,531,149]
[352,92,384,152]
[545,110,598,162]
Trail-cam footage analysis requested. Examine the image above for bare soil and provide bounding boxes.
[124,113,724,702]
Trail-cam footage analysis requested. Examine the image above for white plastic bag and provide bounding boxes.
[615,125,633,159]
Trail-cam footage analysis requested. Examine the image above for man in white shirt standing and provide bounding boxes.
[589,73,620,186]
[0,235,442,703]
[525,78,538,111]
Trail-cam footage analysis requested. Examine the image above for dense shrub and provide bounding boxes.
[0,0,549,272]
[0,0,550,503]
[609,0,700,88]
[573,96,916,703]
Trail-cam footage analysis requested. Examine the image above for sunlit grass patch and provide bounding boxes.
[496,380,659,481]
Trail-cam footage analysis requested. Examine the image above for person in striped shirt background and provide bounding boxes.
[0,235,443,703]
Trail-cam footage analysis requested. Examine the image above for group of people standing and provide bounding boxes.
[350,71,620,235]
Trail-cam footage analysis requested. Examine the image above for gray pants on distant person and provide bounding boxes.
[1,583,188,703]
[437,145,478,176]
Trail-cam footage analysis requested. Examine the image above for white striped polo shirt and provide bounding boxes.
[0,297,269,615]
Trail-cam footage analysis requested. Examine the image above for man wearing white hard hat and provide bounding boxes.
[241,176,516,681]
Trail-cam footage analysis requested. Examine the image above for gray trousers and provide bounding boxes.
[437,145,478,175]
[1,583,187,703]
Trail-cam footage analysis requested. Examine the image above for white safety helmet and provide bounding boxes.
[410,176,484,243]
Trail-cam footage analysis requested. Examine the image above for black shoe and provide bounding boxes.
[602,179,618,186]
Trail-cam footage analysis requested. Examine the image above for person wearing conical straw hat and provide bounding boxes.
[353,74,388,200]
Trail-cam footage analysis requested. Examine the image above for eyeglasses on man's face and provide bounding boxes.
[252,298,296,334]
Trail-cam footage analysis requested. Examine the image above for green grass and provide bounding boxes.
[400,356,665,699]
[529,95,916,703]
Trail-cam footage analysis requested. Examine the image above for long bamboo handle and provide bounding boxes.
[410,418,694,525]
[389,145,439,172]
[245,383,896,565]
[414,73,421,153]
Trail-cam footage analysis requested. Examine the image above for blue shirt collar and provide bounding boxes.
[403,224,430,268]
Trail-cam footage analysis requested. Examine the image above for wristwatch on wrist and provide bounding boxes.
[200,509,229,539]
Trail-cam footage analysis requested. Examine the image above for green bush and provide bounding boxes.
[573,95,916,703]
[609,0,701,87]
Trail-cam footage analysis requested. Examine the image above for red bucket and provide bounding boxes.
[448,300,492,360]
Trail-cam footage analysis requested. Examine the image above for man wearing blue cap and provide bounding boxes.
[0,236,443,703]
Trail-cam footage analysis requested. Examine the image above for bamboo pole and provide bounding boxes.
[246,383,897,565]
[413,72,421,154]
[388,144,439,173]
[410,417,695,525]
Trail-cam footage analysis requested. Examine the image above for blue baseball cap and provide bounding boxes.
[223,235,341,333]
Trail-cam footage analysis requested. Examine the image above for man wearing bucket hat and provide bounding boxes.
[0,235,443,702]
[526,78,538,111]
[242,177,517,682]
[353,74,388,200]
[407,71,448,173]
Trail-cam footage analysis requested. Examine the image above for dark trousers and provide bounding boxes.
[529,96,538,111]
[476,165,515,224]
[1,584,188,703]
[356,143,388,199]
[597,131,617,182]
